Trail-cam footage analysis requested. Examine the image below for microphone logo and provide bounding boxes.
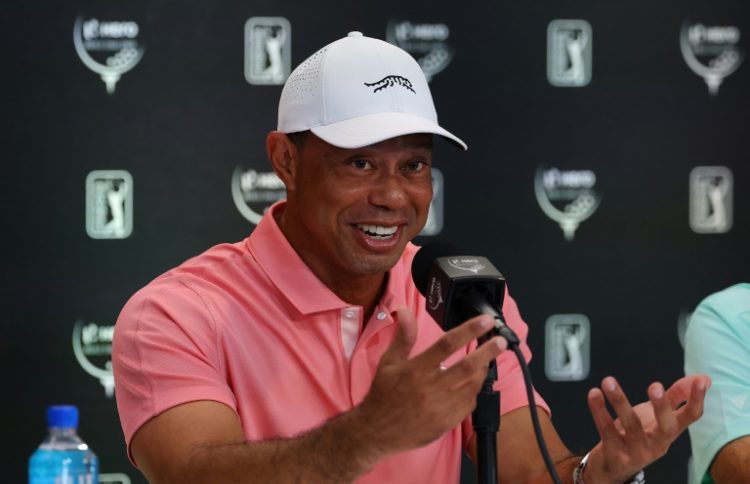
[447,258,486,274]
[427,276,444,310]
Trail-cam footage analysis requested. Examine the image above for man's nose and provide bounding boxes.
[368,172,409,210]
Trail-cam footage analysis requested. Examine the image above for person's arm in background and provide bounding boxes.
[711,436,750,482]
[685,283,750,484]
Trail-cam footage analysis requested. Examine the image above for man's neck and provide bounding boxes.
[274,207,388,323]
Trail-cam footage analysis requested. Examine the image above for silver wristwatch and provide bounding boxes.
[573,452,645,484]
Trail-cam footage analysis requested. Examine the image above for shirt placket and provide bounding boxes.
[348,305,395,405]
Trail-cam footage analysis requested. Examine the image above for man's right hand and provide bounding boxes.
[355,308,507,459]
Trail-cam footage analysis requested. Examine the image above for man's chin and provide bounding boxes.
[346,251,404,276]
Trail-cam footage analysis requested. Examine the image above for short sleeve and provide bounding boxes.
[112,278,238,463]
[685,288,750,484]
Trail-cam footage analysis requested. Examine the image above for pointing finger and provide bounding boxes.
[415,314,496,370]
[442,336,507,387]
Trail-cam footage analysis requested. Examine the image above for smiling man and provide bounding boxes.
[113,32,709,483]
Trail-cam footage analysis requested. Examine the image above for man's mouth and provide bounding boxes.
[356,224,398,240]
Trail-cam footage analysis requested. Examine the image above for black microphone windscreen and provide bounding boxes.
[411,241,460,296]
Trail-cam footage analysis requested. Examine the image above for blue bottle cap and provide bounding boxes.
[47,405,79,429]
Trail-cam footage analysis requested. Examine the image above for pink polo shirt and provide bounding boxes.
[113,201,548,483]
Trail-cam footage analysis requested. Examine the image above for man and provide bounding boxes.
[685,283,750,483]
[113,31,709,483]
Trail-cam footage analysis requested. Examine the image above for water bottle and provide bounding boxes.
[29,405,99,484]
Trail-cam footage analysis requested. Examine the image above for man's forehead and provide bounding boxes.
[317,133,434,154]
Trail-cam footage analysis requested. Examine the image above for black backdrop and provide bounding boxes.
[4,1,749,483]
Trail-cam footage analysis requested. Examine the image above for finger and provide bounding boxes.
[675,377,708,429]
[442,336,507,387]
[649,382,678,438]
[415,314,495,370]
[664,374,712,410]
[587,387,623,445]
[379,308,418,364]
[602,377,647,443]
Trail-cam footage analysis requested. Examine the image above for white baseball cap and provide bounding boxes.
[277,31,467,150]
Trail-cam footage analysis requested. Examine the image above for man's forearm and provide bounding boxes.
[175,406,383,484]
[522,455,580,484]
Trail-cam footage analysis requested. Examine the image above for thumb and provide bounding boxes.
[381,307,418,364]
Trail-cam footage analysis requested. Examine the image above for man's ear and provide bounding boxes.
[266,131,298,192]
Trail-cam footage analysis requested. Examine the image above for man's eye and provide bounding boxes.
[351,159,372,169]
[404,160,428,172]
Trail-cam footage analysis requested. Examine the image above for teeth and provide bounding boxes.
[356,224,398,238]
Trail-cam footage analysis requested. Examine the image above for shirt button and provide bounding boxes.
[345,310,354,318]
[376,311,387,320]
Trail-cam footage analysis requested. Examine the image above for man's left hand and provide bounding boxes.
[584,374,711,483]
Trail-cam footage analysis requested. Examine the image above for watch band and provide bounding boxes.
[573,452,646,484]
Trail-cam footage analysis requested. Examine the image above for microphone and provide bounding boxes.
[411,242,519,345]
[412,242,562,484]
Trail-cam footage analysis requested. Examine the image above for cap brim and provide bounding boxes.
[310,112,467,150]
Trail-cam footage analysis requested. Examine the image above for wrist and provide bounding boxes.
[573,446,645,484]
[338,403,391,470]
[577,446,615,484]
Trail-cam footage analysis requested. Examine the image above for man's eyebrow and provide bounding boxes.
[408,140,433,150]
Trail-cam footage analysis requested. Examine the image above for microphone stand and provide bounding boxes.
[473,368,499,484]
[473,326,500,484]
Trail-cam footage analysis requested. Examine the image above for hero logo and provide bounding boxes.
[427,277,444,310]
[448,258,485,274]
[535,166,601,241]
[73,16,145,94]
[73,320,115,397]
[680,22,744,95]
[231,166,287,224]
[386,19,454,82]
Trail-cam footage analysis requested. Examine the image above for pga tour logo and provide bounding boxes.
[680,22,744,95]
[690,166,733,234]
[73,16,145,94]
[386,19,454,82]
[86,170,133,239]
[545,314,590,382]
[534,166,601,241]
[245,17,291,85]
[547,19,592,87]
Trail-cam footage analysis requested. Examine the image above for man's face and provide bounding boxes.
[282,133,434,284]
